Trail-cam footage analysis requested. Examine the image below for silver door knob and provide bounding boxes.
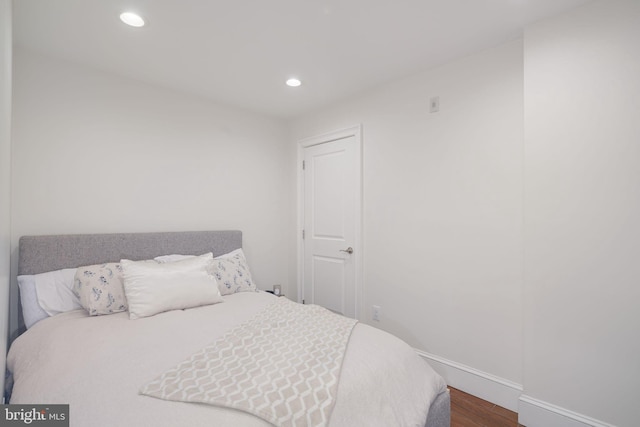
[340,247,354,254]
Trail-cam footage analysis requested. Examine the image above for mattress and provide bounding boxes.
[8,291,447,427]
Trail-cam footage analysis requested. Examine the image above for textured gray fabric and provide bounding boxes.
[425,389,451,427]
[18,230,242,275]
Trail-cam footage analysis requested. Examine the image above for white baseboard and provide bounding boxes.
[518,395,616,427]
[415,349,523,412]
[415,349,617,427]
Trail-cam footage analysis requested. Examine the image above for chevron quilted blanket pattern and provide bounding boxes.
[140,297,358,427]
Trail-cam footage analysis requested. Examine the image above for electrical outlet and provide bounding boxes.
[372,305,381,322]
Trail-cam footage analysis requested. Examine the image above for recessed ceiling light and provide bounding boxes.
[286,78,302,87]
[120,12,145,27]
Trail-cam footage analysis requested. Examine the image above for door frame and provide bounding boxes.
[297,125,363,320]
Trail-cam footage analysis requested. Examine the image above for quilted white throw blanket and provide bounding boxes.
[141,297,358,427]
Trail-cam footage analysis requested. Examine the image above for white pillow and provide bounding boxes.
[153,249,242,263]
[33,268,82,316]
[154,249,257,296]
[153,254,195,263]
[17,275,50,329]
[121,253,223,320]
[73,263,128,316]
[215,248,244,260]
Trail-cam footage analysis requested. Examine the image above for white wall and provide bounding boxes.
[9,49,291,339]
[8,1,638,424]
[0,0,12,401]
[292,1,640,426]
[523,1,640,426]
[290,40,525,386]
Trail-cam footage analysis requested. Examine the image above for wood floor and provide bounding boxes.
[450,387,525,427]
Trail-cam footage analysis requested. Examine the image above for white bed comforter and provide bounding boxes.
[8,292,446,427]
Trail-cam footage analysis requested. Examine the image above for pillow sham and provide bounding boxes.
[17,275,50,329]
[121,253,223,320]
[73,263,128,316]
[209,249,258,295]
[33,268,82,316]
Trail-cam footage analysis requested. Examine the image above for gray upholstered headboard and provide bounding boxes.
[18,230,242,276]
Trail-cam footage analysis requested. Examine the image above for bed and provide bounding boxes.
[6,230,450,427]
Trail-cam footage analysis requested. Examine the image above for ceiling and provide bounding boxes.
[13,0,592,119]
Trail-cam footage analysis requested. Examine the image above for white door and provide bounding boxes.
[302,134,359,318]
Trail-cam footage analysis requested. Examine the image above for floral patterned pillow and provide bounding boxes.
[73,263,128,315]
[209,250,257,295]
